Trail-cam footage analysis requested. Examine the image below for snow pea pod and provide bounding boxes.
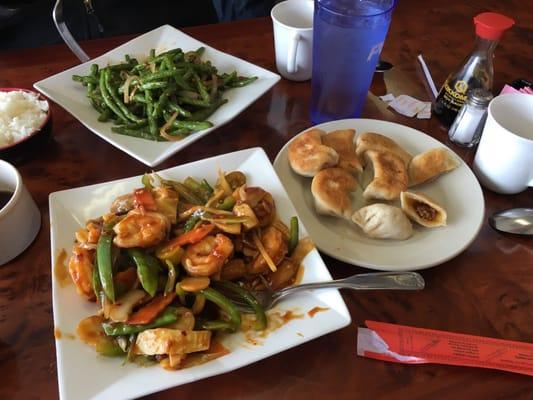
[97,233,116,303]
[128,248,160,297]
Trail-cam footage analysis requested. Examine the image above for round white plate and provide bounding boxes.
[273,119,485,271]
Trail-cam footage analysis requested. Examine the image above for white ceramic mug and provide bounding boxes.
[0,160,41,265]
[271,0,314,81]
[473,93,533,194]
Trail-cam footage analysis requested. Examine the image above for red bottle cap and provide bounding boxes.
[474,12,515,41]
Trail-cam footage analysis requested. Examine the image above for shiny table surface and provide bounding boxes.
[1,0,532,398]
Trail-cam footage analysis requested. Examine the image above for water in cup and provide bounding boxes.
[310,0,396,124]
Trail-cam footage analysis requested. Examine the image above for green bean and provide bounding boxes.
[171,120,213,131]
[98,108,112,122]
[167,102,192,118]
[190,98,227,121]
[102,307,179,336]
[229,76,258,88]
[105,71,145,124]
[194,72,210,102]
[127,248,160,297]
[140,81,167,90]
[111,126,166,141]
[97,233,115,303]
[201,288,241,332]
[212,280,267,330]
[288,216,299,255]
[145,90,158,137]
[99,69,129,123]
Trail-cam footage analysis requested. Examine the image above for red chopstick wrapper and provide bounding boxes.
[357,320,533,376]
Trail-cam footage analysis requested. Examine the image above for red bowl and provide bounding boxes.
[0,88,52,163]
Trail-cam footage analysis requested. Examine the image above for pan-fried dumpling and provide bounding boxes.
[408,147,460,187]
[351,204,413,240]
[288,129,339,177]
[321,129,363,175]
[363,150,408,201]
[400,191,447,227]
[356,132,412,166]
[311,167,358,219]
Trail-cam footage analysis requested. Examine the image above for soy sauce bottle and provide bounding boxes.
[433,12,514,127]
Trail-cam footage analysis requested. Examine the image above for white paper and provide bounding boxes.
[357,327,425,362]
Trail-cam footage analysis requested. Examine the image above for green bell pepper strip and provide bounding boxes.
[95,339,126,357]
[127,248,160,297]
[184,214,201,232]
[97,233,115,303]
[102,307,179,336]
[288,216,299,256]
[201,287,241,332]
[212,281,267,330]
[197,319,235,331]
[216,196,236,211]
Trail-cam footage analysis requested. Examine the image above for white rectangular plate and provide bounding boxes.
[35,25,280,167]
[49,147,351,400]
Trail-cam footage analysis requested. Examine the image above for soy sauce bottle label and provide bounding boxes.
[434,78,469,126]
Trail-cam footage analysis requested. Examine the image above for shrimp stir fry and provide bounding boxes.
[68,170,307,370]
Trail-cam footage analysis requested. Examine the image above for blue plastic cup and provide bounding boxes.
[310,0,396,124]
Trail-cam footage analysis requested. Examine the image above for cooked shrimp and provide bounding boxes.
[68,244,96,300]
[248,226,287,274]
[113,209,170,248]
[234,186,276,227]
[182,234,234,277]
[110,193,134,214]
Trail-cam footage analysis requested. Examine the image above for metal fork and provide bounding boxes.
[220,271,425,312]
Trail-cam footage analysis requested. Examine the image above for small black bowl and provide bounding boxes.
[0,88,52,164]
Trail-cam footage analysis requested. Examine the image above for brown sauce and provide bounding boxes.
[241,308,305,345]
[54,249,71,287]
[307,306,330,318]
[54,328,75,340]
[182,339,230,368]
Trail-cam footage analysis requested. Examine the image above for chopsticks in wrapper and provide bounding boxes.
[357,320,533,376]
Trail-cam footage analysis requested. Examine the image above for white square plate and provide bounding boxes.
[34,25,280,167]
[49,147,351,400]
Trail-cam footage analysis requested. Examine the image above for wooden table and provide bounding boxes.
[1,1,532,398]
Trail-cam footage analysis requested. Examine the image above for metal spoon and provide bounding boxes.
[489,208,533,235]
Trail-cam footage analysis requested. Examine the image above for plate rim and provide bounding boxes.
[273,118,485,271]
[49,146,352,400]
[34,25,281,167]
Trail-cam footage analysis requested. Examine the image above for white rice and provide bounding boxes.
[0,90,49,147]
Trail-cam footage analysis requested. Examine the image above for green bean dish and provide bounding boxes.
[68,170,309,370]
[72,48,257,141]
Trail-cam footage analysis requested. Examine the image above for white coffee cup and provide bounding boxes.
[271,0,314,81]
[473,93,533,194]
[0,160,41,265]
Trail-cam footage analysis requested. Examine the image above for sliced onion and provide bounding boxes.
[253,232,277,273]
[160,111,180,141]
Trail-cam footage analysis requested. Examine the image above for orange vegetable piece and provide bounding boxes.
[167,223,215,248]
[127,293,176,325]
